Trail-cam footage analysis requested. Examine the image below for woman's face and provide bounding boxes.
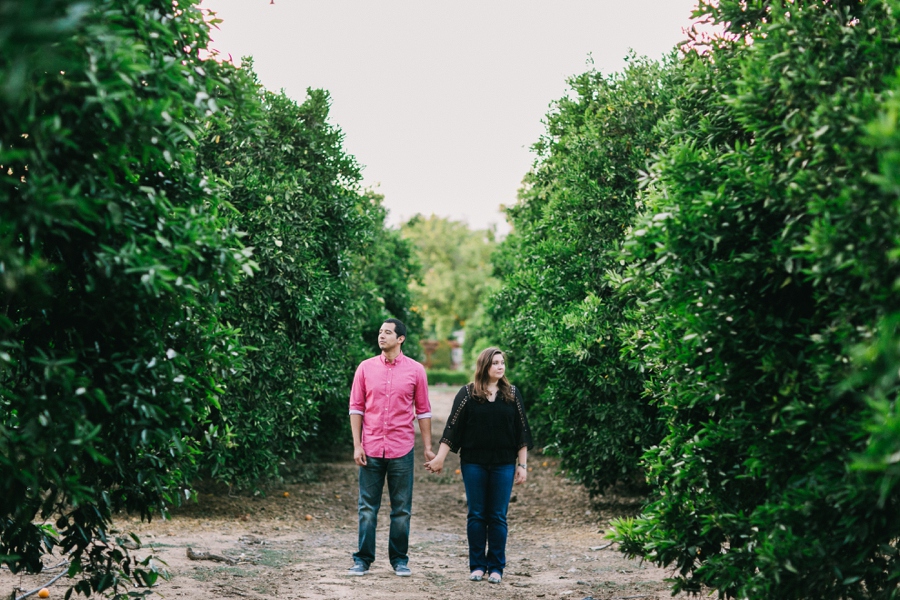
[488,353,505,381]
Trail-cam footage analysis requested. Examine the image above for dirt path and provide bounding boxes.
[3,387,687,600]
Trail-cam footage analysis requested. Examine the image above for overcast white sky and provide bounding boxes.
[200,1,699,232]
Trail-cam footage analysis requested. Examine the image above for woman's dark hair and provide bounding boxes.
[383,318,407,343]
[471,347,514,403]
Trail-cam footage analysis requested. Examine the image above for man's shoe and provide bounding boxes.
[394,564,412,577]
[488,572,502,584]
[347,561,369,576]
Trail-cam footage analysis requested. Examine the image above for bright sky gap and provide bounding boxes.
[200,0,700,233]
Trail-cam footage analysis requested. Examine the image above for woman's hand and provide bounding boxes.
[424,455,445,474]
[514,464,527,485]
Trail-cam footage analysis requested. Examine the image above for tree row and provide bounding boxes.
[484,1,900,597]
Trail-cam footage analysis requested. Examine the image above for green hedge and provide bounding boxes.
[0,0,420,594]
[481,0,900,596]
[1,0,248,593]
[196,62,419,488]
[427,369,470,386]
[485,54,675,492]
[611,1,900,598]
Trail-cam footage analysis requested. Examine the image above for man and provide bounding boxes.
[348,318,434,577]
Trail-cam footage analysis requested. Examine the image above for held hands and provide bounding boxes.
[424,454,444,474]
[424,442,451,475]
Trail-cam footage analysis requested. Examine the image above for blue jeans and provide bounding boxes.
[354,449,414,568]
[460,460,515,575]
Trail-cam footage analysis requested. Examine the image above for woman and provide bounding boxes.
[424,347,533,584]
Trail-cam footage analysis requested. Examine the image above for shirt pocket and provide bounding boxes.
[395,370,420,401]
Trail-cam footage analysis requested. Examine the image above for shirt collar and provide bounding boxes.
[380,351,405,366]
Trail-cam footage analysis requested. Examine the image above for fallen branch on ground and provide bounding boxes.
[15,561,71,600]
[186,548,238,565]
[589,542,614,551]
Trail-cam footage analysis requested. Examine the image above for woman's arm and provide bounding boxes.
[513,386,532,484]
[514,446,528,484]
[437,385,470,452]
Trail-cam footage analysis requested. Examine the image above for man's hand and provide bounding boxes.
[354,446,367,466]
[424,447,436,462]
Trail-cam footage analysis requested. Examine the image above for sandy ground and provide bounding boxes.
[3,387,690,600]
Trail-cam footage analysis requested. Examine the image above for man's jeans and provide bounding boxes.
[353,449,414,568]
[460,460,515,575]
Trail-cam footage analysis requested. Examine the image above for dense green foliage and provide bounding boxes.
[482,0,900,595]
[197,64,418,487]
[0,0,248,595]
[486,56,675,492]
[851,75,900,503]
[0,0,419,595]
[356,192,423,360]
[401,214,496,342]
[609,1,900,597]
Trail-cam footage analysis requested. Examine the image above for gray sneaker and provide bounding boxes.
[394,563,412,577]
[347,561,369,576]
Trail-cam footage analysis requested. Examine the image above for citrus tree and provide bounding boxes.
[197,63,421,485]
[613,1,900,597]
[486,55,676,492]
[1,0,250,595]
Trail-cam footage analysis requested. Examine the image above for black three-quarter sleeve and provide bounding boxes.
[439,384,471,453]
[513,386,534,451]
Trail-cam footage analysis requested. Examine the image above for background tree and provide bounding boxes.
[401,214,496,343]
[0,0,249,595]
[354,191,423,359]
[613,1,900,597]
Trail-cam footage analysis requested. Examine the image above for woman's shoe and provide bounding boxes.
[488,572,502,584]
[469,570,484,582]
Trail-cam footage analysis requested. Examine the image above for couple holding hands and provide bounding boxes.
[347,319,533,584]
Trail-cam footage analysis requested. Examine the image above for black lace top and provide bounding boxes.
[439,384,534,465]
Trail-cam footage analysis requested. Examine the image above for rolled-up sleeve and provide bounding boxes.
[414,365,432,419]
[348,363,366,416]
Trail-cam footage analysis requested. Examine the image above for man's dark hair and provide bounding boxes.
[383,318,407,343]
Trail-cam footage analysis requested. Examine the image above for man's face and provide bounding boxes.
[378,323,404,352]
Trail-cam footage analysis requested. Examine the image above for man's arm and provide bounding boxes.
[350,413,366,466]
[413,365,434,460]
[418,417,434,461]
[349,364,367,466]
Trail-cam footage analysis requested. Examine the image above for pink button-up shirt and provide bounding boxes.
[349,352,431,459]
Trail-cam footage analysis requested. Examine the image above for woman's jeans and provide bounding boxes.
[354,449,414,568]
[460,460,515,575]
